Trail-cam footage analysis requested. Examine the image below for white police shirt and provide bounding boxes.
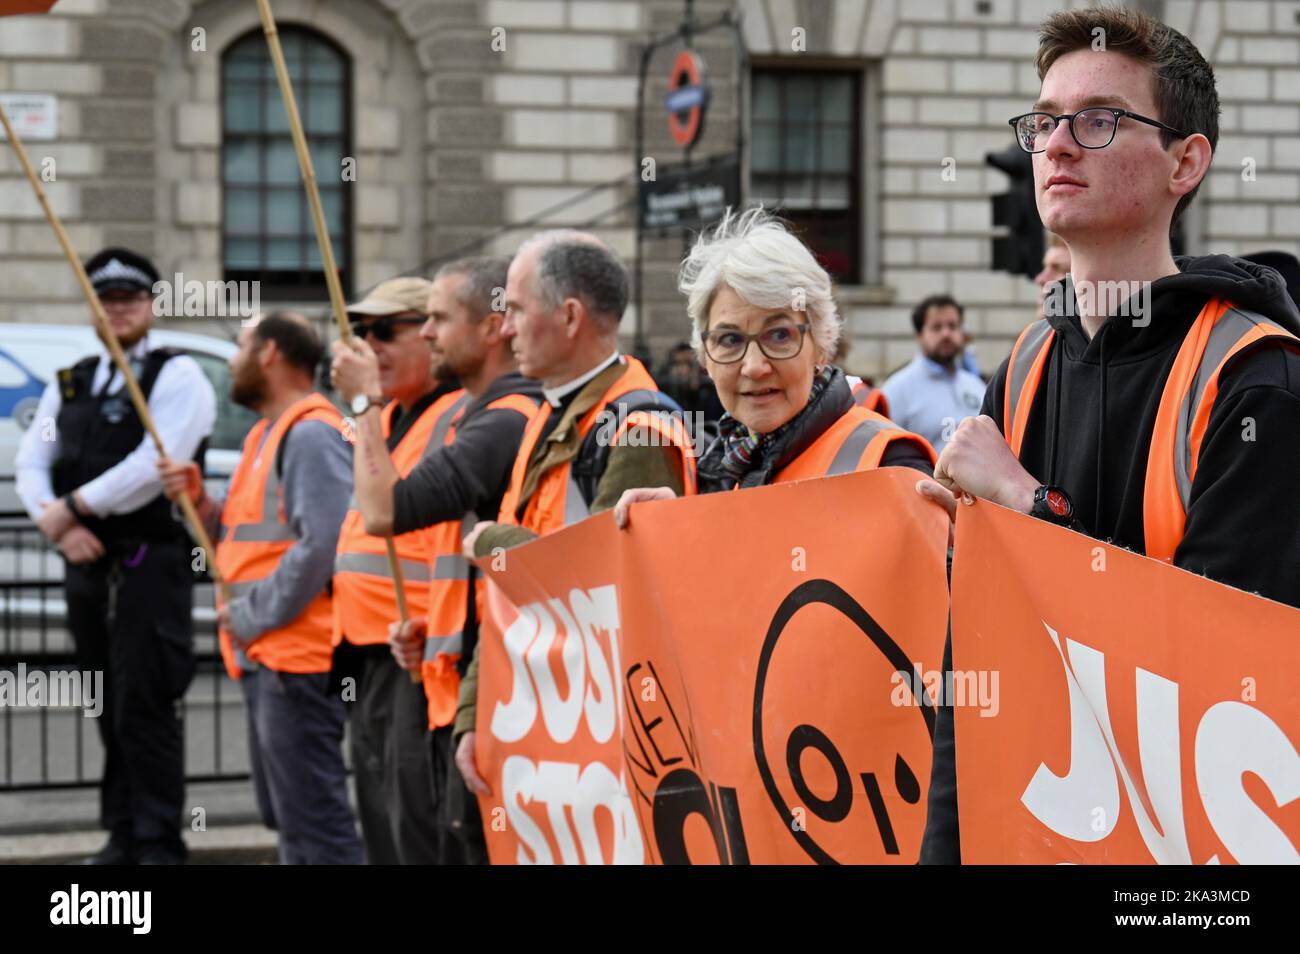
[880,353,987,454]
[14,332,217,521]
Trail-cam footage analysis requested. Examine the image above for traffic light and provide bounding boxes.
[986,144,1044,279]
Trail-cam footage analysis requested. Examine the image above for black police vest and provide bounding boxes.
[51,348,207,545]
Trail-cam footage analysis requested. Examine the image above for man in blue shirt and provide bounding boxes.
[881,294,986,453]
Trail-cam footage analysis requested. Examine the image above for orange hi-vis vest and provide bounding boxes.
[497,356,698,536]
[850,378,890,417]
[332,389,468,648]
[1003,298,1300,562]
[216,392,346,680]
[774,404,936,483]
[420,391,540,730]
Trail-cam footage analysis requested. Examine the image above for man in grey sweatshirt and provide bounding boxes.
[160,312,361,865]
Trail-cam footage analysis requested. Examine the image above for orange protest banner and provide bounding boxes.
[952,499,1300,864]
[472,468,950,864]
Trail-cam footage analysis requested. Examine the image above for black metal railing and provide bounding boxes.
[0,514,250,791]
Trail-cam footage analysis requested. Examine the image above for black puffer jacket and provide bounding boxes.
[695,368,933,492]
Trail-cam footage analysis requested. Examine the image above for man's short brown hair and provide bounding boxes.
[1036,5,1219,227]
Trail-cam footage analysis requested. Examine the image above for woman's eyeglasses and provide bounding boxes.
[347,315,426,343]
[703,324,810,364]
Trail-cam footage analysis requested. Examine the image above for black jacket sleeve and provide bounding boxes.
[392,405,531,535]
[919,624,960,863]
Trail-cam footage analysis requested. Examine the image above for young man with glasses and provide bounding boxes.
[915,6,1300,864]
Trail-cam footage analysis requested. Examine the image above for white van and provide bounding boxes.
[0,324,260,515]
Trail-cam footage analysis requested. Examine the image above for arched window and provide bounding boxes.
[222,26,351,300]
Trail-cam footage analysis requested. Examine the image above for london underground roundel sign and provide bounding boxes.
[664,49,709,148]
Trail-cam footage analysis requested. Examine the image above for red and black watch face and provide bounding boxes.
[1045,488,1070,517]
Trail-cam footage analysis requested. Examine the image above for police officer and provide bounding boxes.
[14,247,216,865]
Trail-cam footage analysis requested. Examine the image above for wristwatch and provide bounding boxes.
[350,392,384,417]
[63,493,85,523]
[1029,485,1074,526]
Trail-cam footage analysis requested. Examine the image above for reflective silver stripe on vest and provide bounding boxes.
[422,630,465,661]
[1005,320,1055,430]
[421,392,471,458]
[228,447,295,542]
[826,418,899,477]
[564,474,591,526]
[1171,307,1285,510]
[334,550,434,583]
[432,553,470,580]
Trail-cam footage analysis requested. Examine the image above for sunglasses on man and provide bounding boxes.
[347,314,426,342]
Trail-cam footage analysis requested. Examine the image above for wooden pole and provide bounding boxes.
[255,0,418,672]
[0,101,230,604]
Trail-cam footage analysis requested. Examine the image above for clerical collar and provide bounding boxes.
[542,350,622,408]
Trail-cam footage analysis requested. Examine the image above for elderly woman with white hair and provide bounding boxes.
[616,208,934,523]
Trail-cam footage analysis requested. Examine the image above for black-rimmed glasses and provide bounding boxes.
[702,323,811,364]
[1009,108,1190,153]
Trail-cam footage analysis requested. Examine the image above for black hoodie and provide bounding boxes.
[920,255,1300,864]
[988,254,1300,605]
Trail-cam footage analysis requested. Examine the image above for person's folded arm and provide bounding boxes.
[76,356,217,517]
[14,382,62,521]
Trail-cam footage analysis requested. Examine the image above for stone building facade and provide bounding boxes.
[1,0,1298,379]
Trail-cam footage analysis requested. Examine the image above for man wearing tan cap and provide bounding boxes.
[327,276,462,864]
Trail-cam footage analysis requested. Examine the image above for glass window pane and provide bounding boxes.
[264,88,290,133]
[224,60,262,82]
[320,188,344,234]
[784,123,816,171]
[816,176,851,209]
[305,237,342,270]
[280,31,305,84]
[751,173,783,206]
[785,77,817,121]
[819,125,852,173]
[752,72,780,121]
[305,84,343,134]
[225,188,261,233]
[225,238,261,270]
[309,139,343,182]
[267,238,303,270]
[224,81,262,132]
[266,139,299,184]
[782,175,815,208]
[821,76,853,123]
[752,122,781,171]
[223,139,260,183]
[266,189,302,236]
[307,45,343,82]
